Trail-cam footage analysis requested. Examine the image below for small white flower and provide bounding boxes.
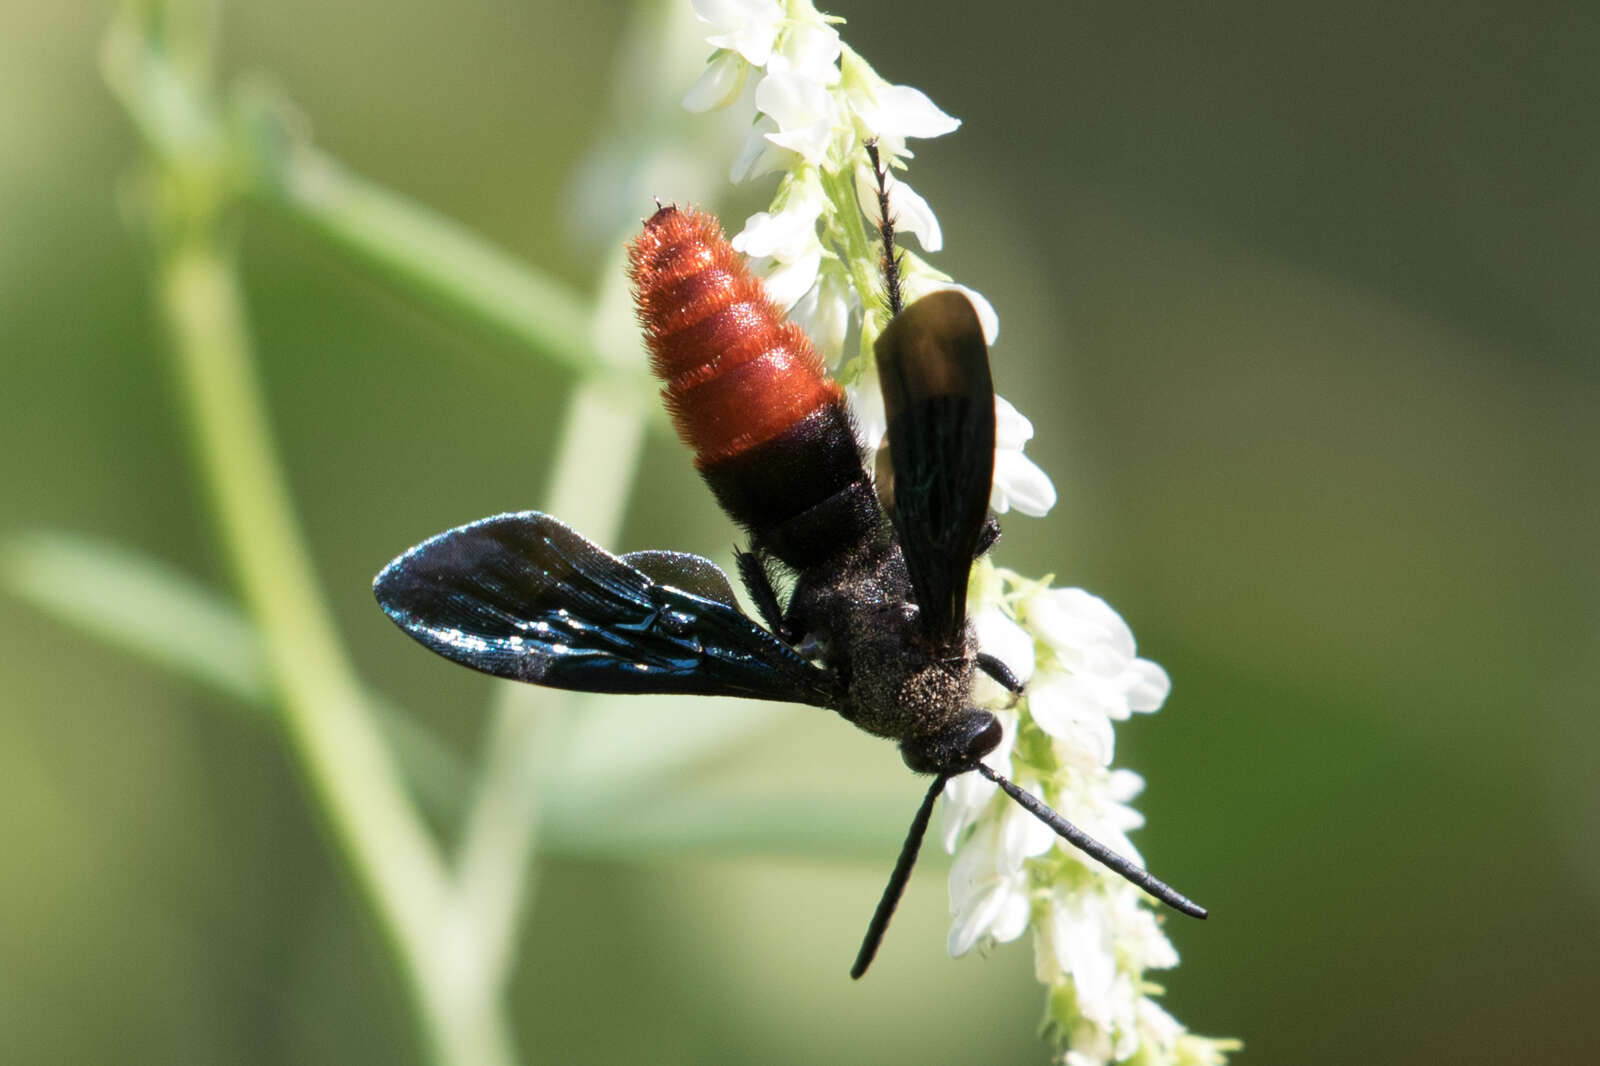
[755,246,823,309]
[1030,586,1136,662]
[731,179,826,259]
[842,350,886,448]
[728,114,788,182]
[1052,768,1146,872]
[972,603,1036,695]
[774,19,841,85]
[682,49,751,112]
[948,787,1054,955]
[788,258,854,362]
[1025,587,1171,719]
[733,178,829,308]
[1028,672,1115,767]
[755,67,839,165]
[852,163,942,251]
[883,178,942,252]
[1064,1052,1109,1066]
[842,51,961,158]
[1103,972,1148,1061]
[947,829,1029,955]
[1032,890,1172,1064]
[1179,1033,1244,1066]
[1039,891,1118,1015]
[691,0,784,66]
[991,395,1056,517]
[1111,888,1180,972]
[856,83,962,142]
[1139,998,1186,1052]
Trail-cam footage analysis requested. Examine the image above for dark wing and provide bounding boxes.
[874,291,996,650]
[620,550,741,608]
[373,512,839,705]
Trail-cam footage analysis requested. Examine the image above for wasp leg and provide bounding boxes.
[735,546,798,643]
[977,652,1025,704]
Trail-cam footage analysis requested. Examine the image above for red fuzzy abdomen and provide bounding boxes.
[627,206,841,467]
[627,205,881,569]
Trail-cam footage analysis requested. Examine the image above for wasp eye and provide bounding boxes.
[900,709,1002,775]
[962,712,1002,764]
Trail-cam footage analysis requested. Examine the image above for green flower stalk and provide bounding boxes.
[682,1,1239,1061]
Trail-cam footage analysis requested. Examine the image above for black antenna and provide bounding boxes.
[976,763,1209,919]
[865,140,904,319]
[851,772,948,979]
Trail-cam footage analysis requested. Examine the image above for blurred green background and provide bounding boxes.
[4,1,1598,1063]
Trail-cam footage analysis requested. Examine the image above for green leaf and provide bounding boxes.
[2,530,469,821]
[5,530,268,703]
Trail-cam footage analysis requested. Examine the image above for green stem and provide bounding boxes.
[820,164,888,353]
[257,143,651,392]
[452,312,650,998]
[156,232,513,1066]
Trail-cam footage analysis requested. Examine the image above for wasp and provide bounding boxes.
[375,171,1205,978]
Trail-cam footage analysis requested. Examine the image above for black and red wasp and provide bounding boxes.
[374,167,1206,978]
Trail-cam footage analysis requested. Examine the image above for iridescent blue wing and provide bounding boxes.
[373,512,840,705]
[875,291,996,651]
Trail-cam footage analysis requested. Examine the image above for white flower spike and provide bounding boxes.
[680,3,1238,1063]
